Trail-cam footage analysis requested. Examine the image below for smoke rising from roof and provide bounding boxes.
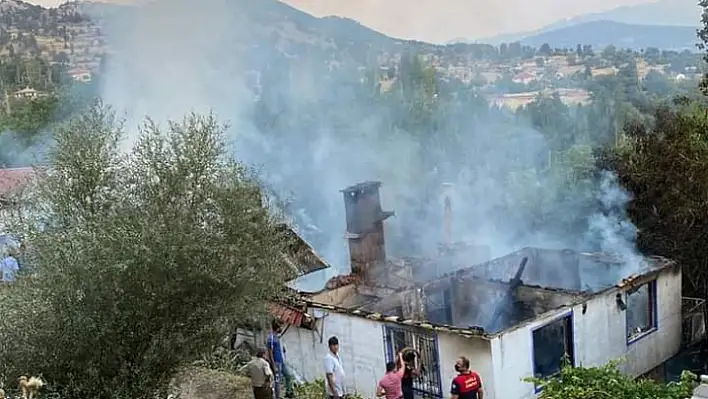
[95,0,644,291]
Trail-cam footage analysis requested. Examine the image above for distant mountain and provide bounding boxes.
[542,0,700,30]
[80,0,422,61]
[478,0,700,45]
[518,20,698,51]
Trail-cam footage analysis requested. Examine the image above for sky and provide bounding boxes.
[28,0,657,43]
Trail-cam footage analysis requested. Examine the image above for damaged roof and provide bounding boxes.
[277,224,331,275]
[284,296,494,339]
[461,247,674,294]
[277,248,676,339]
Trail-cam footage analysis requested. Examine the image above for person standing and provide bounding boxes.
[324,336,346,399]
[376,352,405,399]
[267,320,294,399]
[400,350,421,399]
[450,357,483,399]
[239,348,273,399]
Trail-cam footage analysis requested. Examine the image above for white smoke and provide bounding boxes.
[93,0,644,291]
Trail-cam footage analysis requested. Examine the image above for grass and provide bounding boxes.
[172,367,253,399]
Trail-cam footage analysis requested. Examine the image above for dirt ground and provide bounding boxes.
[173,367,253,399]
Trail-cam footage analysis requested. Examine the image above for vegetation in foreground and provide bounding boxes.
[528,362,696,399]
[0,102,296,399]
[2,4,708,399]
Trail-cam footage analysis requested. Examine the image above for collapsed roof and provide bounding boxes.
[275,180,677,337]
[278,224,331,275]
[291,250,675,337]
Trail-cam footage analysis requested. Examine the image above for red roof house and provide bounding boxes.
[0,167,34,200]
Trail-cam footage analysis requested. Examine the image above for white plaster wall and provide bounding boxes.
[282,313,496,399]
[488,267,682,399]
[437,334,494,398]
[573,267,682,377]
[280,311,386,398]
[490,311,562,399]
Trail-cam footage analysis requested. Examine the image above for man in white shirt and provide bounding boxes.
[324,336,346,399]
[240,347,274,399]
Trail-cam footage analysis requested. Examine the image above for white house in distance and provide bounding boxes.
[271,181,700,399]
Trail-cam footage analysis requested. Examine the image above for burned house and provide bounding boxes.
[275,181,695,399]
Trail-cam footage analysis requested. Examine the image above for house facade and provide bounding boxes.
[279,259,681,399]
[272,181,687,399]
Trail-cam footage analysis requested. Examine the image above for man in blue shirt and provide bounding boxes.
[267,319,294,399]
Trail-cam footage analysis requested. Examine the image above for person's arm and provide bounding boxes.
[450,378,460,399]
[238,362,251,378]
[477,374,484,399]
[376,381,386,397]
[324,357,338,399]
[396,353,406,378]
[266,335,276,370]
[410,351,421,376]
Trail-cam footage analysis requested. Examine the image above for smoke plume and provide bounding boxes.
[94,0,643,291]
[0,131,50,167]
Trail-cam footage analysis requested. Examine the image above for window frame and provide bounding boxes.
[424,286,453,325]
[382,325,443,398]
[626,279,658,345]
[530,311,575,393]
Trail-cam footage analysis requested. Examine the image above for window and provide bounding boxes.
[532,314,574,383]
[425,287,453,325]
[383,325,443,398]
[626,280,658,343]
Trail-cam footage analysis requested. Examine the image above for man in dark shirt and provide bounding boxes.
[450,357,483,399]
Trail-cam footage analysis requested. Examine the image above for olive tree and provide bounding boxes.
[0,102,296,399]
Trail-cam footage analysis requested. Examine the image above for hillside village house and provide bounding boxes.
[271,181,704,399]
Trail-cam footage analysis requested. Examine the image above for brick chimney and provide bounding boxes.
[341,181,394,282]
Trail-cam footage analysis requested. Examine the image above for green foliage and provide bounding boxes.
[525,362,696,399]
[193,346,240,375]
[295,379,367,399]
[0,96,59,135]
[0,102,296,399]
[699,0,708,95]
[598,106,708,298]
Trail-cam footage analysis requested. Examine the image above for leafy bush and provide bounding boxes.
[294,379,326,399]
[193,346,240,375]
[0,103,296,399]
[525,361,697,399]
[295,379,367,399]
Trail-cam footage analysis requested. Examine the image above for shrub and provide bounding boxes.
[295,379,367,399]
[0,103,295,399]
[525,361,697,399]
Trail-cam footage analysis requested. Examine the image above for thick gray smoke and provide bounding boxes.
[0,131,50,167]
[95,0,643,291]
